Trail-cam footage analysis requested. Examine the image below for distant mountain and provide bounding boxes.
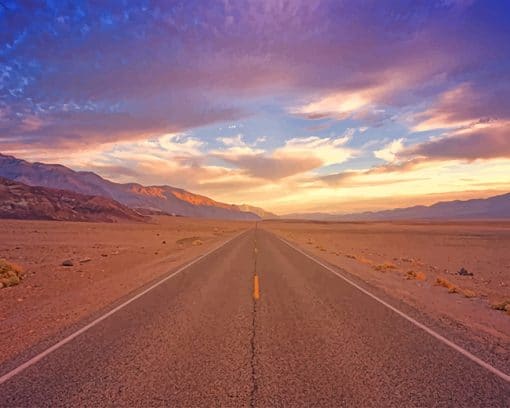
[0,177,146,222]
[0,153,260,220]
[234,204,277,219]
[282,193,510,221]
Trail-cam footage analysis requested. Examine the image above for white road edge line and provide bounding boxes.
[0,230,247,386]
[278,236,510,383]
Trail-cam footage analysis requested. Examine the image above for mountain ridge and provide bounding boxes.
[282,193,510,221]
[0,153,260,220]
[0,176,146,222]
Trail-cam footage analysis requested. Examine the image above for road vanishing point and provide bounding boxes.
[0,228,509,407]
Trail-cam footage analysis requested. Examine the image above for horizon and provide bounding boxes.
[2,1,510,214]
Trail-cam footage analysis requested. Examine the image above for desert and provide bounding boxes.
[0,216,251,365]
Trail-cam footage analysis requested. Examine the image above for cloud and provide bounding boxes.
[217,134,245,147]
[290,89,375,120]
[2,0,509,151]
[403,122,510,161]
[214,154,323,180]
[212,134,355,180]
[413,80,510,132]
[274,135,354,166]
[374,138,405,162]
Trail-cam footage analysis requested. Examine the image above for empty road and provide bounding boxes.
[0,228,509,407]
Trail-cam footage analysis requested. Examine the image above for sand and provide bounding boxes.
[261,220,510,349]
[0,217,253,364]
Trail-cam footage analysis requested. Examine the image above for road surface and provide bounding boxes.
[0,228,509,407]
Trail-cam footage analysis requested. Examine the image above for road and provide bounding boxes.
[0,228,509,407]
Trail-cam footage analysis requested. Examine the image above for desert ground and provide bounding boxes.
[261,220,510,352]
[0,217,252,365]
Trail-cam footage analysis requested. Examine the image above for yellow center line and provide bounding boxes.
[253,275,260,300]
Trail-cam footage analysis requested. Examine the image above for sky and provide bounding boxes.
[1,0,510,214]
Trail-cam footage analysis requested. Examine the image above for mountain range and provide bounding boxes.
[0,153,262,220]
[283,193,510,221]
[0,176,146,222]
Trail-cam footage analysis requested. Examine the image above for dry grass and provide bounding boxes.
[406,270,426,281]
[435,277,458,294]
[0,259,23,288]
[374,262,397,272]
[461,289,477,298]
[491,299,510,313]
[176,236,202,246]
[435,277,478,298]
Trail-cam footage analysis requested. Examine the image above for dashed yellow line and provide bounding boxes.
[253,275,260,300]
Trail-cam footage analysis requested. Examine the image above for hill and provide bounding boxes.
[0,177,146,222]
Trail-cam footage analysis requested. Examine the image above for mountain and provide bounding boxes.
[234,204,277,219]
[283,193,510,221]
[0,177,146,222]
[0,153,259,220]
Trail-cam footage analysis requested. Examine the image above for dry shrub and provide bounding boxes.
[491,299,510,312]
[435,277,458,294]
[374,262,397,272]
[0,259,23,288]
[461,289,477,298]
[406,270,426,281]
[176,236,202,246]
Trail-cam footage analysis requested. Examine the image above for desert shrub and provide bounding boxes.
[435,277,458,294]
[491,299,510,312]
[461,289,477,298]
[374,262,397,272]
[406,270,426,281]
[0,259,23,288]
[176,236,202,246]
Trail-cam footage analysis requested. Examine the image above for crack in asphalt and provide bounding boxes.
[249,228,259,408]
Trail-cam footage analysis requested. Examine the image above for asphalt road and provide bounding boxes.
[0,228,509,407]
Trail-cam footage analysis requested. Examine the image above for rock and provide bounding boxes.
[162,240,166,244]
[457,267,473,276]
[79,258,92,264]
[62,260,74,267]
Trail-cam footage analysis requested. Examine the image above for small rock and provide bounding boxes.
[79,258,92,264]
[457,267,473,276]
[101,254,108,257]
[162,240,166,244]
[62,260,74,267]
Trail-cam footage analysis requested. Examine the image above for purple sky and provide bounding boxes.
[1,1,510,213]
